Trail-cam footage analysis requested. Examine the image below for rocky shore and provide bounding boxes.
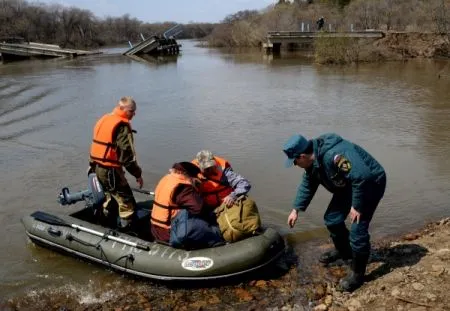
[309,217,450,311]
[3,217,449,311]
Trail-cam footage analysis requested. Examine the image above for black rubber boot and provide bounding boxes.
[337,252,369,292]
[319,237,352,265]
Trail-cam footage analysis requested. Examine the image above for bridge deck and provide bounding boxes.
[267,30,384,39]
[0,42,101,59]
[263,30,385,53]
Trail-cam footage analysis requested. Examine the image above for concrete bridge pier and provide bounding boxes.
[263,42,281,55]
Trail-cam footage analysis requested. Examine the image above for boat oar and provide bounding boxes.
[31,211,150,251]
[131,188,154,196]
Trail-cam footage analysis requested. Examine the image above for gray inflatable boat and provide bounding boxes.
[22,175,285,281]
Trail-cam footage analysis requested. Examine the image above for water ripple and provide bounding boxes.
[0,84,35,102]
[0,81,16,92]
[0,123,56,141]
[0,101,67,127]
[0,88,56,118]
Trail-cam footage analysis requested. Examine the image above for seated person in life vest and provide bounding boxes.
[192,150,251,210]
[151,162,223,249]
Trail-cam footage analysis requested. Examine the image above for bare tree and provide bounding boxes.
[432,0,449,34]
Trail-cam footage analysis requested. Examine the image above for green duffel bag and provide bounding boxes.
[215,196,262,243]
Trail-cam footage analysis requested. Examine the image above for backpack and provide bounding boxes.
[215,196,261,243]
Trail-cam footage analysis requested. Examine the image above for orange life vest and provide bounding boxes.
[90,107,131,168]
[192,156,233,208]
[151,172,192,229]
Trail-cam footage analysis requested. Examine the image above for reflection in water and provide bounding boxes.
[0,40,449,303]
[126,54,179,65]
[214,48,314,66]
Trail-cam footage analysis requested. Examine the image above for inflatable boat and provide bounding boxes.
[22,175,286,281]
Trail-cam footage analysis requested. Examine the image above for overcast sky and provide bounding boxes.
[40,0,276,23]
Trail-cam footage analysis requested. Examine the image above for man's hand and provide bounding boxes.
[349,207,361,224]
[136,177,144,189]
[287,209,299,228]
[223,194,236,208]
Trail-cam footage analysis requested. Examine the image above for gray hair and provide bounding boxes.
[118,96,136,111]
[196,150,216,170]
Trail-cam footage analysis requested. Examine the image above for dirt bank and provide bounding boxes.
[312,217,450,311]
[368,32,450,61]
[314,32,450,64]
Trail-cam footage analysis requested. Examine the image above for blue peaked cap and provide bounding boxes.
[283,134,309,168]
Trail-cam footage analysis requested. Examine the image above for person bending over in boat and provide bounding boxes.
[192,150,251,210]
[89,96,144,230]
[151,162,224,249]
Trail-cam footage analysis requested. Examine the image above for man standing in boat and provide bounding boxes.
[283,133,386,292]
[89,96,144,229]
[192,150,251,210]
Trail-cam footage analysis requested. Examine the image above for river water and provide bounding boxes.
[0,40,449,305]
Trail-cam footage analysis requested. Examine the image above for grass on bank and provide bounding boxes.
[314,34,360,64]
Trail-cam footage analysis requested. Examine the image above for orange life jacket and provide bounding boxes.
[90,107,131,168]
[192,156,233,208]
[151,172,192,229]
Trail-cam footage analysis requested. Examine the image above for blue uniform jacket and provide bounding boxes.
[293,133,385,212]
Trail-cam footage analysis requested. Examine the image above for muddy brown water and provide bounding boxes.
[0,40,449,308]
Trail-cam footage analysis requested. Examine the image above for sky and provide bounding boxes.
[40,0,276,24]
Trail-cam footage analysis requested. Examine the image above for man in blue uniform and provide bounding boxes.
[283,133,386,292]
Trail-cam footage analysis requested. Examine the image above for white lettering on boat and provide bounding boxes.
[160,247,169,258]
[168,250,177,259]
[178,252,190,261]
[149,244,160,256]
[108,238,190,261]
[34,223,46,231]
[181,257,214,271]
[133,247,142,254]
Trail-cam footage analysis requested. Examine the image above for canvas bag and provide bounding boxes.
[215,196,261,242]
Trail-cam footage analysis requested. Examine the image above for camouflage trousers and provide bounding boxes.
[95,165,136,220]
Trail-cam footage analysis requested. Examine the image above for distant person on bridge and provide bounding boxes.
[89,96,144,230]
[317,16,325,31]
[283,133,386,292]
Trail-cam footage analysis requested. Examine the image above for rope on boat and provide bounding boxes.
[66,230,136,270]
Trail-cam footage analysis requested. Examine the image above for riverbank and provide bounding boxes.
[310,217,450,311]
[369,32,450,61]
[2,217,449,311]
[314,32,450,64]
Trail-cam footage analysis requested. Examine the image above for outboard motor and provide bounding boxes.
[58,173,105,210]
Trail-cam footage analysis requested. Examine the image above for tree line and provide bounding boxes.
[0,0,214,48]
[207,0,449,47]
[0,0,448,49]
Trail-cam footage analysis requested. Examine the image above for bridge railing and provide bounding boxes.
[163,24,183,39]
[269,21,375,33]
